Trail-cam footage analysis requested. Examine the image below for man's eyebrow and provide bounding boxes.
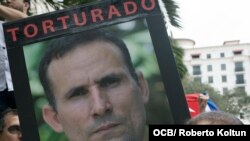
[63,72,127,99]
[96,72,125,84]
[64,85,87,100]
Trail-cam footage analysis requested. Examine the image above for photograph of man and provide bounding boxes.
[39,29,150,141]
[0,108,21,141]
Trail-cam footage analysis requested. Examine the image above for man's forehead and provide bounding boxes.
[4,114,19,125]
[47,41,130,92]
[50,40,125,67]
[78,40,123,56]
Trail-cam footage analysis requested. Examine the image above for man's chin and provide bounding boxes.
[92,134,133,141]
[91,126,132,141]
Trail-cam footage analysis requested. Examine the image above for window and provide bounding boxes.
[191,54,200,59]
[222,75,227,82]
[233,50,242,55]
[235,61,243,72]
[236,74,244,84]
[208,76,213,83]
[207,54,211,59]
[207,65,212,72]
[221,64,226,71]
[236,86,245,93]
[194,77,202,83]
[193,65,201,75]
[220,52,225,58]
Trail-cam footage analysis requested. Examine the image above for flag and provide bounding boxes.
[185,93,219,118]
[205,99,219,111]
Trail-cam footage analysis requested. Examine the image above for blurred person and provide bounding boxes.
[0,108,21,141]
[0,91,21,141]
[200,91,219,112]
[0,2,29,140]
[39,29,150,141]
[0,0,29,96]
[198,93,209,113]
[0,0,29,20]
[186,111,243,125]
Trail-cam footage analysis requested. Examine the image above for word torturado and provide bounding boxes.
[6,0,156,42]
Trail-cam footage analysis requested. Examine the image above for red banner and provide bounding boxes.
[185,94,200,118]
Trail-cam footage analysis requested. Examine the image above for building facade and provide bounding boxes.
[176,39,250,95]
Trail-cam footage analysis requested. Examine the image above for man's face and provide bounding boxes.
[0,114,21,141]
[43,41,149,141]
[4,0,27,12]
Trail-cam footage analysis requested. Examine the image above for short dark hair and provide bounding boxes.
[0,108,18,133]
[186,111,244,125]
[39,29,138,111]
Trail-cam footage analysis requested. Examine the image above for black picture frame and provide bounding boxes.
[3,0,190,141]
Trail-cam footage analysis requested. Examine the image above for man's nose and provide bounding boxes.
[90,86,112,116]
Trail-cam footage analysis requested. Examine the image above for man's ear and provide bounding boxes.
[136,71,149,104]
[43,104,63,132]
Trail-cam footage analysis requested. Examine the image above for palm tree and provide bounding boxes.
[162,0,181,28]
[171,40,187,79]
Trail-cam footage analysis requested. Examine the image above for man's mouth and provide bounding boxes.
[93,123,120,134]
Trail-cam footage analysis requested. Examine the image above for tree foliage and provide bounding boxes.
[223,88,250,116]
[171,39,187,79]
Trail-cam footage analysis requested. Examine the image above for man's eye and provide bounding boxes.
[100,77,121,88]
[7,125,20,134]
[69,88,88,98]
